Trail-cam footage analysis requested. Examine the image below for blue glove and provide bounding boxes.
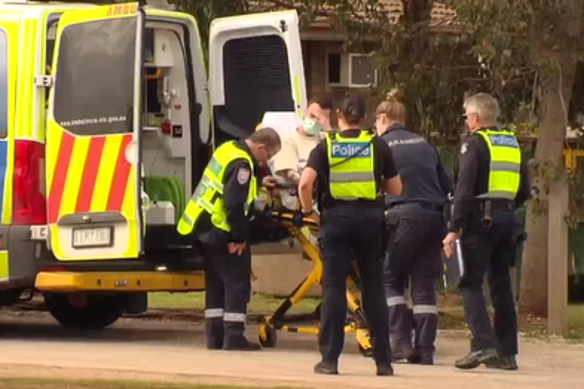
[293,210,312,227]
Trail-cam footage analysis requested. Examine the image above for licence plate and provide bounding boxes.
[72,227,113,249]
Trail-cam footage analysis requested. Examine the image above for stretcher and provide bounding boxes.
[252,185,373,356]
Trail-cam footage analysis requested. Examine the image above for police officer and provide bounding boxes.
[442,93,530,370]
[375,91,451,365]
[177,128,281,351]
[298,94,402,376]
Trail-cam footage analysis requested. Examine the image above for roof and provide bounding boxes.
[249,0,457,32]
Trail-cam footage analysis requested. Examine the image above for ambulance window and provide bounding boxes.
[52,18,136,135]
[222,35,294,134]
[0,30,7,139]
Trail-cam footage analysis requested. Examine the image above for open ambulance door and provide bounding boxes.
[46,3,145,261]
[209,10,307,147]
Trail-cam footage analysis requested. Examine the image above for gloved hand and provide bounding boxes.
[293,210,306,227]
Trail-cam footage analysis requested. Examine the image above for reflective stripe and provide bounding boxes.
[181,213,193,226]
[386,296,407,307]
[205,308,224,318]
[330,171,375,183]
[475,191,516,200]
[413,305,438,315]
[223,312,246,322]
[491,162,520,173]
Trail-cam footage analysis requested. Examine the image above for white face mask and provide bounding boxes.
[303,117,322,136]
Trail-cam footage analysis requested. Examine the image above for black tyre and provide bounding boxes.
[258,325,278,348]
[44,292,123,330]
[0,288,23,306]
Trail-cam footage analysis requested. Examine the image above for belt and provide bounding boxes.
[476,199,514,227]
[388,202,443,212]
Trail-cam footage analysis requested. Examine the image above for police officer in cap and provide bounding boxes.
[442,93,530,370]
[298,93,402,376]
[375,91,451,365]
[177,128,281,351]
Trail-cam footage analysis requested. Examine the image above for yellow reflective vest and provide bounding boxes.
[325,130,377,200]
[177,141,258,236]
[474,129,521,200]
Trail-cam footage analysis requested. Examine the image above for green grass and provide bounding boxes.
[0,378,300,389]
[148,292,321,314]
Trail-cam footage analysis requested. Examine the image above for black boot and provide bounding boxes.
[455,349,498,370]
[484,355,518,371]
[376,362,394,376]
[314,361,338,375]
[224,337,262,351]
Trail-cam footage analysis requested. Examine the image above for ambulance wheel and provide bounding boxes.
[44,292,123,330]
[258,324,277,348]
[358,344,373,358]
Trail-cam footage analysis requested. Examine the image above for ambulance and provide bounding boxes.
[0,0,307,329]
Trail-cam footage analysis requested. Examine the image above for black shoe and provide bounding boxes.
[391,345,414,362]
[455,349,498,370]
[206,343,223,350]
[407,350,434,365]
[224,340,262,351]
[376,363,394,376]
[484,355,518,371]
[314,361,338,375]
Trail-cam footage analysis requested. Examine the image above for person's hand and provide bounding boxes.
[228,243,246,256]
[293,211,305,227]
[442,231,460,258]
[262,176,277,188]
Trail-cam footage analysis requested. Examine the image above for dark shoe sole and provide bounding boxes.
[484,363,518,371]
[456,355,497,370]
[376,366,394,376]
[224,345,262,351]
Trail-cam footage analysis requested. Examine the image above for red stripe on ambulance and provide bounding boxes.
[48,132,75,224]
[75,137,106,213]
[106,135,132,211]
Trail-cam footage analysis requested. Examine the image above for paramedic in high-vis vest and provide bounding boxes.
[442,93,530,371]
[177,128,281,351]
[298,94,402,376]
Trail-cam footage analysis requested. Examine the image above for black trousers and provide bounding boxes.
[384,203,445,360]
[318,211,391,365]
[459,207,518,356]
[202,242,252,348]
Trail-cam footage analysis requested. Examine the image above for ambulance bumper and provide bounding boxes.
[34,271,205,292]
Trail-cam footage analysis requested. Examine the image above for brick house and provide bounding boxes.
[252,1,457,108]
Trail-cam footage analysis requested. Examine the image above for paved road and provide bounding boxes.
[0,310,583,389]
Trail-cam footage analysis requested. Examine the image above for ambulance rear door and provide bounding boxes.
[46,3,145,261]
[209,10,307,147]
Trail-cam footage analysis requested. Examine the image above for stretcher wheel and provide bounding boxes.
[258,324,278,348]
[358,343,373,358]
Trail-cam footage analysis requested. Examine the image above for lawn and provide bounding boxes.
[147,292,584,340]
[148,292,321,315]
[0,378,300,389]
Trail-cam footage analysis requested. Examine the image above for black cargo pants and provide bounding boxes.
[384,203,445,361]
[318,208,391,365]
[459,204,519,357]
[202,242,252,349]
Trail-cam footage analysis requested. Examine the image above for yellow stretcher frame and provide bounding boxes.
[256,209,373,357]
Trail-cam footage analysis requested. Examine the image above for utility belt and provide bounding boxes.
[387,201,444,213]
[475,199,515,227]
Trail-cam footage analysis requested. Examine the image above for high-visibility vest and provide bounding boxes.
[176,141,258,236]
[325,130,377,200]
[474,129,521,200]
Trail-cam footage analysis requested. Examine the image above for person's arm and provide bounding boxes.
[514,152,531,207]
[299,143,325,213]
[223,160,252,243]
[449,137,480,232]
[378,139,402,195]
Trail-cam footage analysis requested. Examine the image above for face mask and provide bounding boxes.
[303,118,322,136]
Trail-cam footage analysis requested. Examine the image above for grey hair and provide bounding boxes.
[463,93,500,124]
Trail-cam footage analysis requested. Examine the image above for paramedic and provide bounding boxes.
[298,94,403,376]
[177,128,281,351]
[442,93,530,371]
[271,95,334,186]
[376,91,451,365]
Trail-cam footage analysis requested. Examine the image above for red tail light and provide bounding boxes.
[13,140,46,225]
